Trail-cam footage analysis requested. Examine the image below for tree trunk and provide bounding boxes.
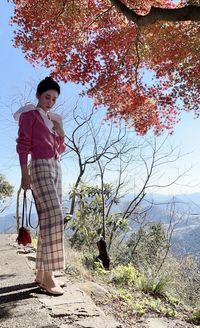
[96,237,110,270]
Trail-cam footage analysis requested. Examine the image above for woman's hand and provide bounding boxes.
[52,120,65,138]
[21,165,31,191]
[21,173,31,191]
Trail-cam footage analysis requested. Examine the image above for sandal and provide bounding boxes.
[40,283,64,296]
[35,279,66,287]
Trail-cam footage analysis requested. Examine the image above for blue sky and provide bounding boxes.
[0,1,84,191]
[1,0,200,204]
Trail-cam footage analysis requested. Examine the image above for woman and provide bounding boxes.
[14,77,66,295]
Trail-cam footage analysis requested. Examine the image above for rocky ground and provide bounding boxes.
[0,234,197,328]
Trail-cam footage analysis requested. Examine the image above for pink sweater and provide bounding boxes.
[16,110,66,166]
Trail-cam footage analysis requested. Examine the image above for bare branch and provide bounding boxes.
[110,1,200,26]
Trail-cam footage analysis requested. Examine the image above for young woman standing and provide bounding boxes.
[14,77,66,295]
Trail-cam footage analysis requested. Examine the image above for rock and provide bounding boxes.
[146,318,169,328]
[76,316,123,328]
[38,283,101,317]
[81,281,110,298]
[146,317,194,328]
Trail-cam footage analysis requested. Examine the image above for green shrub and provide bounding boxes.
[188,309,200,324]
[139,274,170,297]
[110,264,141,287]
[94,260,109,276]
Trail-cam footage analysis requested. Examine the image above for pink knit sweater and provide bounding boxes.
[16,110,66,166]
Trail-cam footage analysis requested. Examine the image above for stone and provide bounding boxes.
[76,316,123,328]
[38,283,101,317]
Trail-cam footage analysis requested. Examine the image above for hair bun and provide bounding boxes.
[44,76,54,82]
[37,76,60,95]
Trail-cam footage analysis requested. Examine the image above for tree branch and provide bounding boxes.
[110,1,200,26]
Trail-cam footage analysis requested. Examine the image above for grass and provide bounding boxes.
[73,260,184,324]
[64,246,93,280]
[139,274,170,297]
[96,263,170,298]
[31,236,38,249]
[188,309,200,325]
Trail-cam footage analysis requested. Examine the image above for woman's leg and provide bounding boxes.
[35,234,44,283]
[31,159,65,294]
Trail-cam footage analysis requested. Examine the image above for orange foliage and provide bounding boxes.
[10,0,200,134]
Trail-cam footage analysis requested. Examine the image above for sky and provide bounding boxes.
[1,0,200,211]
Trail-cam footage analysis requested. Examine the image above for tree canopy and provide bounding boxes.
[0,174,13,200]
[10,0,200,134]
[0,174,14,213]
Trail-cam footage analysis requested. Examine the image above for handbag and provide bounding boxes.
[16,191,32,246]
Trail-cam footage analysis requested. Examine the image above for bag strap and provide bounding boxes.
[28,190,39,229]
[21,190,39,229]
[22,191,28,227]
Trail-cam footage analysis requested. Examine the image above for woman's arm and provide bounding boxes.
[52,119,66,154]
[17,112,34,190]
[52,119,65,138]
[21,164,31,191]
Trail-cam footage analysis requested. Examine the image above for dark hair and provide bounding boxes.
[36,77,60,95]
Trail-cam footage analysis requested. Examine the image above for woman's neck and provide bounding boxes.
[36,104,49,114]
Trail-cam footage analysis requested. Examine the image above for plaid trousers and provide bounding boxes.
[30,158,65,271]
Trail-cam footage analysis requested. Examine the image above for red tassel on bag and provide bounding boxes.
[16,191,32,246]
[16,227,32,246]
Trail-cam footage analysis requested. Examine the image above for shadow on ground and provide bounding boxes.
[0,274,16,280]
[0,283,41,306]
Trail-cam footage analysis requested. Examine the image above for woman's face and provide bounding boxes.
[36,89,59,112]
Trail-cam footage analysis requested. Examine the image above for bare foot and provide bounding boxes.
[35,269,44,284]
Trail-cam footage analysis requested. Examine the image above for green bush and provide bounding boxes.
[188,309,200,324]
[110,264,141,287]
[139,274,170,297]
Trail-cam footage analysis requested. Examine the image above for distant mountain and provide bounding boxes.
[0,212,38,234]
[118,193,200,259]
[2,192,200,259]
[0,213,17,234]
